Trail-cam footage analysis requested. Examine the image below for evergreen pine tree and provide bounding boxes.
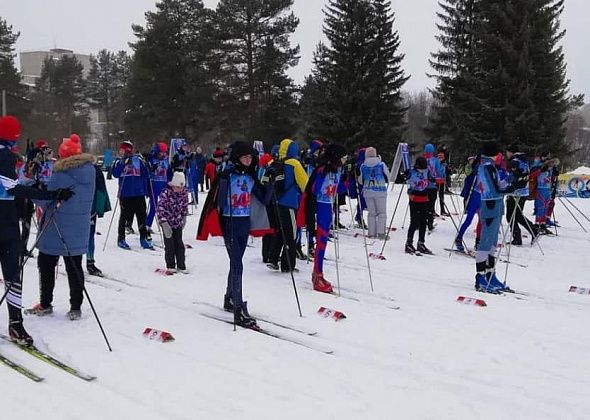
[0,18,28,118]
[213,0,300,142]
[124,0,215,143]
[86,50,130,149]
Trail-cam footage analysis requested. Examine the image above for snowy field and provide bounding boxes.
[1,179,590,420]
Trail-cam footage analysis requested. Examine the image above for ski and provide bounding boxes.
[192,300,318,336]
[199,313,333,355]
[155,268,175,276]
[0,334,96,381]
[444,248,475,258]
[0,350,44,382]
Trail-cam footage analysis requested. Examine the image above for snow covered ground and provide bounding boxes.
[1,180,590,420]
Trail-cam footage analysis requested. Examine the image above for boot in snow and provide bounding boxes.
[8,320,33,346]
[118,239,131,250]
[454,238,465,252]
[234,302,257,328]
[87,261,103,277]
[24,303,53,316]
[312,272,333,293]
[140,238,154,250]
[223,295,234,312]
[405,241,417,254]
[475,273,502,294]
[67,310,82,321]
[417,241,433,255]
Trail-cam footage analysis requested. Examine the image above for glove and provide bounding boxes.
[181,216,187,229]
[161,221,173,239]
[52,188,75,202]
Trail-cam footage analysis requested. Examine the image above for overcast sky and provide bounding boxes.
[1,0,588,98]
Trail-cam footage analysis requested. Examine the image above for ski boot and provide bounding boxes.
[118,239,131,250]
[312,272,333,293]
[295,245,306,261]
[24,303,53,316]
[223,295,234,312]
[266,262,279,271]
[510,236,523,246]
[8,320,33,346]
[234,302,257,328]
[474,273,502,294]
[417,241,433,255]
[405,240,417,254]
[67,310,82,321]
[87,260,103,277]
[140,238,154,250]
[487,270,513,293]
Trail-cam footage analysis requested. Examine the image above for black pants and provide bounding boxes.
[408,201,429,243]
[427,188,437,227]
[118,196,148,241]
[269,206,297,272]
[438,184,446,214]
[37,252,84,311]
[0,238,23,321]
[262,234,273,263]
[222,217,250,309]
[164,228,186,270]
[506,196,535,239]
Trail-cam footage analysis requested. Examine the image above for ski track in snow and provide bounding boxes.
[0,182,589,419]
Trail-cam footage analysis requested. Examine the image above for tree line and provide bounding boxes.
[0,0,586,166]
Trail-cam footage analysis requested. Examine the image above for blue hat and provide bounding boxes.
[424,143,435,154]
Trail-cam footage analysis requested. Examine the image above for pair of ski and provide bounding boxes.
[0,335,95,382]
[196,303,333,355]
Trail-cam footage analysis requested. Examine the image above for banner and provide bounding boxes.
[558,174,590,198]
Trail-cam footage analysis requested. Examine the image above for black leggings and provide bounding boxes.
[118,196,148,241]
[408,201,429,243]
[38,252,84,311]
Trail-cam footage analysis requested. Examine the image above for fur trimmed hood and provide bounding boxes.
[54,153,96,172]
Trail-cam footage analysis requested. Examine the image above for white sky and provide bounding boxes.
[1,0,588,98]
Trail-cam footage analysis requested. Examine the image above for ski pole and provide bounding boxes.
[558,197,587,233]
[401,199,409,229]
[501,197,519,287]
[334,193,341,296]
[0,202,60,309]
[513,197,544,255]
[378,182,406,257]
[353,171,374,291]
[102,164,126,251]
[51,219,112,351]
[270,182,302,317]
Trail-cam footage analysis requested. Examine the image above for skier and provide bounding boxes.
[474,141,515,293]
[28,134,95,321]
[204,148,224,188]
[530,152,558,235]
[194,146,207,192]
[437,147,449,216]
[505,144,537,245]
[405,156,433,255]
[424,143,442,230]
[298,143,347,293]
[146,141,171,233]
[197,141,273,327]
[112,141,152,250]
[455,156,481,252]
[266,139,308,273]
[157,172,189,274]
[359,146,390,239]
[0,116,73,344]
[87,154,111,277]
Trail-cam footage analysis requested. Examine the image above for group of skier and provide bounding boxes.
[0,112,565,339]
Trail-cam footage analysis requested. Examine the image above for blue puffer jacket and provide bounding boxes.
[112,154,149,198]
[36,154,96,256]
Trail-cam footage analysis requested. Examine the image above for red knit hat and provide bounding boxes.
[59,134,82,159]
[158,142,168,153]
[213,147,224,158]
[0,116,21,141]
[120,141,134,153]
[36,139,49,149]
